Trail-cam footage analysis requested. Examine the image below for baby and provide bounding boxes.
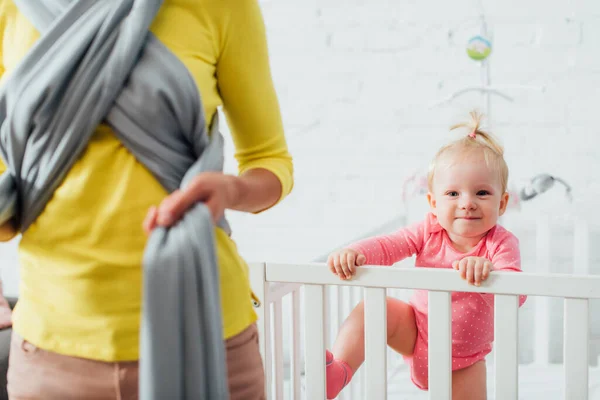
[326,111,526,399]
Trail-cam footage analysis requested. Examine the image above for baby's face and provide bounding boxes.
[427,152,508,241]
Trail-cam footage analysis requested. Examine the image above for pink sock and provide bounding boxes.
[326,350,353,399]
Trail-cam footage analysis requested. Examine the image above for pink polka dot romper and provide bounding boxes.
[349,213,526,390]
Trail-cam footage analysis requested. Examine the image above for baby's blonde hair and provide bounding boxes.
[427,111,508,192]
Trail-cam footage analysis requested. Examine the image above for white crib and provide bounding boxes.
[250,261,600,400]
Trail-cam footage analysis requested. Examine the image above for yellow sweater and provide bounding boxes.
[0,0,293,362]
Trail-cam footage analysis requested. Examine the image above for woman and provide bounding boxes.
[0,0,293,398]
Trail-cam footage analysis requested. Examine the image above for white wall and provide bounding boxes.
[224,0,600,266]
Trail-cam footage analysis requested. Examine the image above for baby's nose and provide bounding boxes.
[460,197,477,210]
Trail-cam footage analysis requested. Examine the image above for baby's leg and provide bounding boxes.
[452,360,487,400]
[327,298,417,398]
[332,297,418,371]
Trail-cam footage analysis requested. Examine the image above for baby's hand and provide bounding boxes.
[452,256,493,287]
[327,249,366,280]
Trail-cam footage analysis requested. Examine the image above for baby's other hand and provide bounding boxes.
[452,256,493,286]
[327,249,366,280]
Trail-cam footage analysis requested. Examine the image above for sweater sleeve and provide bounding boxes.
[0,2,6,175]
[215,0,293,209]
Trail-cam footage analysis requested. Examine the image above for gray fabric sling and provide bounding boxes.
[0,0,230,398]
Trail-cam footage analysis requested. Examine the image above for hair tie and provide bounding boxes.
[468,130,477,139]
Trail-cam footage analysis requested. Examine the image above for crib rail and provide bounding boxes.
[266,263,599,299]
[252,262,600,400]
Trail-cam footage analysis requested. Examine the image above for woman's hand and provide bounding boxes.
[143,172,239,234]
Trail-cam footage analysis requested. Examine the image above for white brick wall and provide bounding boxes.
[224,0,600,266]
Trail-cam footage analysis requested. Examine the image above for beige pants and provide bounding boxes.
[7,324,265,400]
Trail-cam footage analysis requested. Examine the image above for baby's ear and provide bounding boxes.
[499,192,509,216]
[427,192,437,215]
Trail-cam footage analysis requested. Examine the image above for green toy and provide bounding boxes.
[466,35,492,61]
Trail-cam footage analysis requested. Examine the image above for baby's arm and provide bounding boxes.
[328,220,426,280]
[347,220,426,266]
[482,232,527,307]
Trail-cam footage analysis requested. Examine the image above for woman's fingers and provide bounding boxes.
[143,206,158,235]
[156,190,185,226]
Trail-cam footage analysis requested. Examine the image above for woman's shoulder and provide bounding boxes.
[166,0,264,41]
[170,0,260,15]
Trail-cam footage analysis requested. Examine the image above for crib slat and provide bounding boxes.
[494,295,519,399]
[305,284,327,399]
[341,286,353,400]
[573,217,590,275]
[274,299,284,400]
[265,302,273,399]
[534,214,551,365]
[324,286,330,348]
[336,285,344,333]
[428,291,452,400]
[332,286,341,347]
[564,298,589,400]
[364,287,387,399]
[292,290,302,400]
[354,286,365,399]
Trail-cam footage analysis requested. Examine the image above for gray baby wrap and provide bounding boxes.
[0,0,229,398]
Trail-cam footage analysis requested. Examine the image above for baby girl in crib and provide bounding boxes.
[325,111,526,400]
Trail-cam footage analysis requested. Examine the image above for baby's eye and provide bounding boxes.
[446,191,459,197]
[477,190,490,196]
